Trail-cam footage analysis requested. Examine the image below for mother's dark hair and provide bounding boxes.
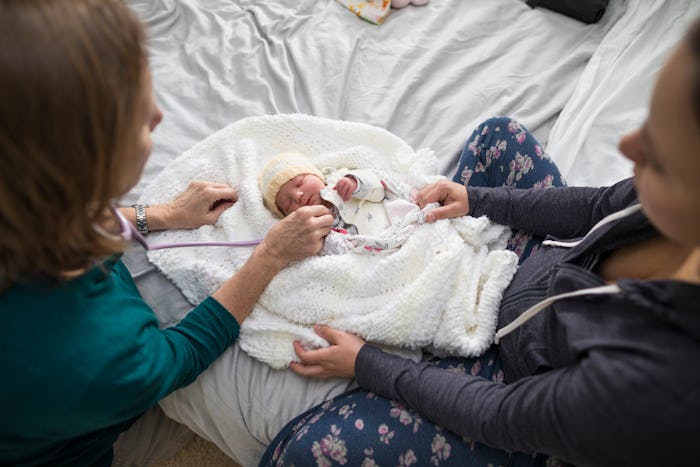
[0,0,148,288]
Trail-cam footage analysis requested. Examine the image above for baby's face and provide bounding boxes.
[276,174,326,215]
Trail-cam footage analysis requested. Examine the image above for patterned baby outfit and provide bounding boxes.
[320,167,433,255]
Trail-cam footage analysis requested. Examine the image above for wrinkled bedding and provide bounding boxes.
[121,0,700,465]
[123,0,624,209]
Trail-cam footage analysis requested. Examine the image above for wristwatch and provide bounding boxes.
[132,204,149,234]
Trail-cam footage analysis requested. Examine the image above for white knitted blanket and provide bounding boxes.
[139,114,518,369]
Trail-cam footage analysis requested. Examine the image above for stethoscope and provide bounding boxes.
[112,206,262,250]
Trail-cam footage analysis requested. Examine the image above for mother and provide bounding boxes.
[265,19,700,467]
[0,1,334,465]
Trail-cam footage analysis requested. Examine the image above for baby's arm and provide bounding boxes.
[333,176,359,201]
[340,169,386,202]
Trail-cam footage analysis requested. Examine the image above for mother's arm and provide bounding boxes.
[353,343,659,467]
[291,325,667,467]
[418,177,638,239]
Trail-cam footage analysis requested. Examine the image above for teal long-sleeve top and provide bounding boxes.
[0,255,240,466]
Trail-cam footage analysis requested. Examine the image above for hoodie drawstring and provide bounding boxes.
[494,284,621,344]
[494,204,642,343]
[540,204,641,249]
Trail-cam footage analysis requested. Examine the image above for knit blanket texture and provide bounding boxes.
[139,114,518,369]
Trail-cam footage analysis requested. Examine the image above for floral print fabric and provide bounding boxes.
[260,118,565,467]
[262,352,558,467]
[454,117,566,262]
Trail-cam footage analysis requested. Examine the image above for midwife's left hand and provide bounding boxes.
[290,325,366,379]
[158,180,238,230]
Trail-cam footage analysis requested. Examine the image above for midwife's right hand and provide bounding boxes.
[416,180,470,222]
[259,205,333,267]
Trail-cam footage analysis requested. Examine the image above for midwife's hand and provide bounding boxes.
[333,176,358,201]
[416,180,469,222]
[290,325,365,379]
[259,205,333,267]
[157,180,238,230]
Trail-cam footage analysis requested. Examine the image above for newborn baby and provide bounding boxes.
[258,151,430,253]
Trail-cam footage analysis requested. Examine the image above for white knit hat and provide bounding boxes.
[258,152,324,217]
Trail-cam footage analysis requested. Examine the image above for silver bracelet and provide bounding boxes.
[132,204,149,234]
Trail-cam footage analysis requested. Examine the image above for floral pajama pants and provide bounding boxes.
[260,117,566,467]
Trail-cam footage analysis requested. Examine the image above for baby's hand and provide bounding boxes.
[333,176,358,201]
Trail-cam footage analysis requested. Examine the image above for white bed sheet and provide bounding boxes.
[120,0,700,465]
[547,0,700,187]
[123,0,624,209]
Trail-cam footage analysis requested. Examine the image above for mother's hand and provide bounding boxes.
[290,325,366,379]
[416,179,469,222]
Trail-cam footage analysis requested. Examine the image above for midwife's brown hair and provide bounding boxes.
[0,0,148,288]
